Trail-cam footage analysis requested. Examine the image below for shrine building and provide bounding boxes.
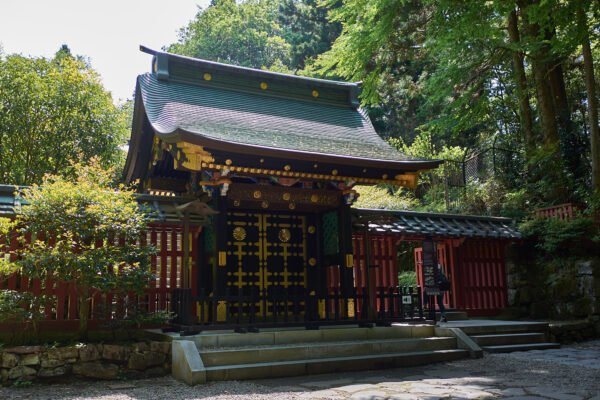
[124,47,517,328]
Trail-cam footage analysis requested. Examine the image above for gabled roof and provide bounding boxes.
[352,208,521,239]
[124,48,442,187]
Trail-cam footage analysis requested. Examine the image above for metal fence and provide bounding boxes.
[416,146,524,211]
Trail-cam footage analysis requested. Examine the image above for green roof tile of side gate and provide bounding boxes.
[135,49,439,166]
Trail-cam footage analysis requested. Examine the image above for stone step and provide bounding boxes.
[471,332,546,346]
[428,311,469,321]
[187,325,435,349]
[481,342,561,353]
[204,349,469,381]
[200,336,457,366]
[455,321,550,336]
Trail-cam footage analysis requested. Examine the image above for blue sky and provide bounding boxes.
[0,0,210,103]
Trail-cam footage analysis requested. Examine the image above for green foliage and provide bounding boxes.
[94,297,174,339]
[166,0,291,69]
[277,0,341,70]
[0,217,16,275]
[353,185,418,210]
[9,158,155,336]
[0,49,129,185]
[14,158,154,292]
[398,271,417,287]
[11,378,33,388]
[0,290,49,324]
[519,214,599,258]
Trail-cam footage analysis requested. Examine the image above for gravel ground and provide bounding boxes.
[2,340,599,400]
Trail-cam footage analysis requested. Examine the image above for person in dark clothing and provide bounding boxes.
[423,265,450,322]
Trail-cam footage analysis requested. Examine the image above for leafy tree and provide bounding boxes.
[166,0,291,69]
[277,0,342,70]
[316,0,600,208]
[0,47,128,186]
[8,158,155,338]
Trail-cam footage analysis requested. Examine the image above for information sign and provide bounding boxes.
[422,238,441,295]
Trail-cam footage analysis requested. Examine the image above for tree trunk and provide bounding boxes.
[578,3,600,192]
[507,9,535,150]
[547,42,584,177]
[77,289,90,340]
[522,0,560,147]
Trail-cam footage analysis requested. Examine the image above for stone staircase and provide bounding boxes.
[169,325,470,384]
[457,321,561,353]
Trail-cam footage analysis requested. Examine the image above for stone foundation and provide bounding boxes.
[506,250,600,324]
[0,341,171,384]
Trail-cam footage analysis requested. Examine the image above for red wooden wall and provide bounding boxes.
[352,233,509,316]
[452,239,507,315]
[352,234,399,292]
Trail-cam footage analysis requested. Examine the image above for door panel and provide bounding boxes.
[226,211,313,317]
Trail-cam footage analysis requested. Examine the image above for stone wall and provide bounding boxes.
[0,341,171,384]
[506,246,600,333]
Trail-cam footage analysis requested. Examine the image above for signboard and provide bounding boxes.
[402,295,412,305]
[422,238,441,295]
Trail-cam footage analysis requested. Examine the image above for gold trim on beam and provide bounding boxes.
[201,163,421,188]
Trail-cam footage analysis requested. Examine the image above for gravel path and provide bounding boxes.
[2,340,599,400]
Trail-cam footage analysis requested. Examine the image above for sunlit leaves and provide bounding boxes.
[12,158,155,295]
[0,50,128,186]
[166,0,291,69]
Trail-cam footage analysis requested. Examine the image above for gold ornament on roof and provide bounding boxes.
[309,258,317,266]
[278,228,291,243]
[261,200,269,209]
[203,73,212,81]
[172,143,214,171]
[312,90,319,98]
[253,190,262,199]
[284,165,291,171]
[308,226,316,234]
[310,194,319,203]
[233,227,246,241]
[282,192,291,201]
[260,82,268,90]
[289,202,296,210]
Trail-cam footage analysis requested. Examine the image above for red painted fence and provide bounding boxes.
[534,203,576,220]
[0,224,197,329]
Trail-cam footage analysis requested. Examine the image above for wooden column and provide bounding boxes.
[338,204,354,298]
[213,194,228,297]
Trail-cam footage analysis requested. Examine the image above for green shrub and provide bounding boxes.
[0,290,49,324]
[519,214,599,258]
[398,271,417,287]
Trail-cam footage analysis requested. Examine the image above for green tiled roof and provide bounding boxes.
[138,72,427,164]
[353,208,521,239]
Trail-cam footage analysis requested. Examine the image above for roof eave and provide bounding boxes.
[165,128,444,172]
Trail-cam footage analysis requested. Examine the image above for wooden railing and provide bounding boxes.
[534,203,576,221]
